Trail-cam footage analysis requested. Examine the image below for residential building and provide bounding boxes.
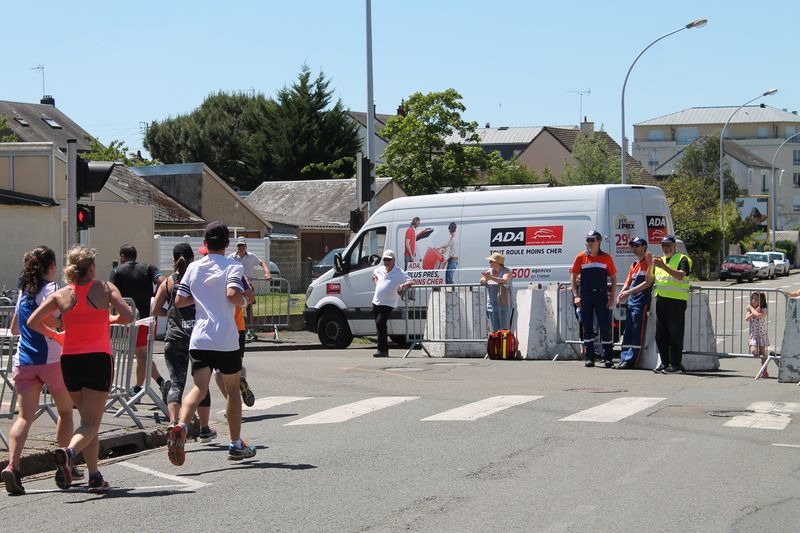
[444,126,543,160]
[348,111,393,164]
[0,97,93,152]
[633,105,800,228]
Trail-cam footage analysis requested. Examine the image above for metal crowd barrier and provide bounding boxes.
[0,330,18,448]
[402,283,491,358]
[554,283,636,361]
[248,277,292,342]
[685,285,788,379]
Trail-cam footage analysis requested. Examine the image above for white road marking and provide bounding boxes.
[724,402,800,430]
[118,461,211,492]
[772,443,800,449]
[560,397,665,423]
[421,395,543,421]
[285,396,419,425]
[217,396,313,415]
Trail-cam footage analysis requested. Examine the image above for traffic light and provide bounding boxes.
[349,208,364,233]
[76,204,95,230]
[76,158,115,198]
[359,155,375,204]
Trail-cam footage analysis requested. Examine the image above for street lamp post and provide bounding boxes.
[620,18,707,184]
[770,130,800,249]
[719,89,778,259]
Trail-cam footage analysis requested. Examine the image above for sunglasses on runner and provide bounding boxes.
[586,238,597,243]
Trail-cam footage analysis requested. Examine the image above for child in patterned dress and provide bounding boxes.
[745,292,769,378]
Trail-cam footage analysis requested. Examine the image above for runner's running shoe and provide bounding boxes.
[199,426,218,443]
[2,466,24,495]
[228,440,257,460]
[54,447,73,489]
[87,472,110,493]
[167,424,187,466]
[240,377,256,407]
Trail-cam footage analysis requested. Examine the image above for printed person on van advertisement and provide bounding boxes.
[570,230,617,368]
[480,252,513,331]
[614,236,653,369]
[436,222,458,284]
[371,250,414,357]
[404,217,421,268]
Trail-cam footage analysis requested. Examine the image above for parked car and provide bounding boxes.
[311,247,345,279]
[719,255,755,283]
[744,252,775,280]
[767,251,790,276]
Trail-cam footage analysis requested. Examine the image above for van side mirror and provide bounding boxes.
[334,253,346,274]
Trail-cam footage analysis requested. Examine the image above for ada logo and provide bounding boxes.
[490,226,563,246]
[646,215,668,243]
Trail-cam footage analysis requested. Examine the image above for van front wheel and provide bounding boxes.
[317,309,353,348]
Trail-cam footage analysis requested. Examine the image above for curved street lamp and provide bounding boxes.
[620,18,707,184]
[770,129,800,248]
[719,89,778,260]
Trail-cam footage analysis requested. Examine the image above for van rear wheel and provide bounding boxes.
[317,309,352,349]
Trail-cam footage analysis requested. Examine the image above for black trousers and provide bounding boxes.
[655,296,687,368]
[373,304,393,353]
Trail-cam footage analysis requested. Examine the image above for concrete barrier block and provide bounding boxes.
[517,286,561,359]
[682,293,720,371]
[779,299,800,383]
[635,308,659,370]
[422,287,487,357]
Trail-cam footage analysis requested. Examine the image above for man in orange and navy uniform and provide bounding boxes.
[570,230,617,367]
[614,236,654,369]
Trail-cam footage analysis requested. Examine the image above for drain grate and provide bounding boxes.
[707,410,755,418]
[565,388,627,394]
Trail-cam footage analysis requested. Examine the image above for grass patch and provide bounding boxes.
[253,292,306,315]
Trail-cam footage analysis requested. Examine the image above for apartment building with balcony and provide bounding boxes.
[633,105,800,228]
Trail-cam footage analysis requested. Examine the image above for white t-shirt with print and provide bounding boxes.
[177,254,244,352]
[372,265,411,308]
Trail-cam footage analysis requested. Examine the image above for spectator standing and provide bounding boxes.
[228,237,271,342]
[27,245,134,492]
[615,237,654,369]
[652,234,692,374]
[371,250,414,358]
[745,292,769,378]
[109,244,169,401]
[168,222,256,465]
[404,217,420,268]
[2,247,83,495]
[438,222,459,284]
[480,253,513,332]
[570,230,617,368]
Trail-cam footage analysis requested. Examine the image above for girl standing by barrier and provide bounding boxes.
[151,244,216,441]
[745,292,769,378]
[2,246,83,495]
[27,245,134,492]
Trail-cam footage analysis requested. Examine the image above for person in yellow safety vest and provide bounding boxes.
[651,235,692,374]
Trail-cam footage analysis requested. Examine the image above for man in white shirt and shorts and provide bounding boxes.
[371,249,414,358]
[167,221,257,465]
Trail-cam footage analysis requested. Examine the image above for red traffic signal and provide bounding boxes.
[76,204,95,230]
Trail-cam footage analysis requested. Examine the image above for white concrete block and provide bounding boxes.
[422,287,488,358]
[517,285,561,359]
[778,298,800,383]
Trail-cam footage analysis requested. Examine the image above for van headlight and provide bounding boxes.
[306,285,313,299]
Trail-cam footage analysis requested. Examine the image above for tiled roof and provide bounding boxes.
[247,178,395,229]
[106,165,205,224]
[656,138,772,174]
[348,111,395,137]
[0,100,94,151]
[543,127,657,186]
[444,126,543,146]
[635,105,800,126]
[0,188,58,206]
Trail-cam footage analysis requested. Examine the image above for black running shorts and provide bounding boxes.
[189,349,243,375]
[60,353,114,392]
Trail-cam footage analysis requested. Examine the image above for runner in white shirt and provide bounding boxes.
[228,237,271,341]
[167,221,257,465]
[371,249,413,358]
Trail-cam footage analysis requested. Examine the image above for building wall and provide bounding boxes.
[201,169,268,236]
[515,132,574,177]
[0,205,63,290]
[86,203,156,281]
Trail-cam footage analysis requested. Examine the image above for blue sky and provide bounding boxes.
[4,1,797,155]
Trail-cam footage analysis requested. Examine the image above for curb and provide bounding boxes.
[244,343,322,352]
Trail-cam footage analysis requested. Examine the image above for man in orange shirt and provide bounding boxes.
[404,217,420,269]
[570,230,617,367]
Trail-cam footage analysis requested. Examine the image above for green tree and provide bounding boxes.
[252,65,361,180]
[485,158,542,185]
[561,132,621,185]
[674,133,738,201]
[0,117,19,142]
[83,138,158,166]
[377,89,499,195]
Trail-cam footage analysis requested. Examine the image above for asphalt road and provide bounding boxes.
[3,338,800,532]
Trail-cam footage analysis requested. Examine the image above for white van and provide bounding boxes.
[303,184,675,348]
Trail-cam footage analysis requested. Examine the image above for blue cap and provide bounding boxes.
[660,235,677,244]
[629,236,647,247]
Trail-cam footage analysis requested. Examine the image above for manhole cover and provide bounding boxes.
[384,367,425,372]
[565,388,628,394]
[707,410,755,418]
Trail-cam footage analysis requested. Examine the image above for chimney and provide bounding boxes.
[40,95,55,106]
[580,116,594,135]
[485,122,491,128]
[396,100,406,117]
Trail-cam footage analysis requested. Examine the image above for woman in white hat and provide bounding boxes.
[480,252,512,331]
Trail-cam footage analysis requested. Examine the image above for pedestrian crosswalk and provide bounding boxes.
[229,395,799,431]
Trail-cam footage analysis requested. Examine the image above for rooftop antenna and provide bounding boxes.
[30,64,45,97]
[568,88,591,125]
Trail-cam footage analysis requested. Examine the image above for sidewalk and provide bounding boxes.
[0,330,324,478]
